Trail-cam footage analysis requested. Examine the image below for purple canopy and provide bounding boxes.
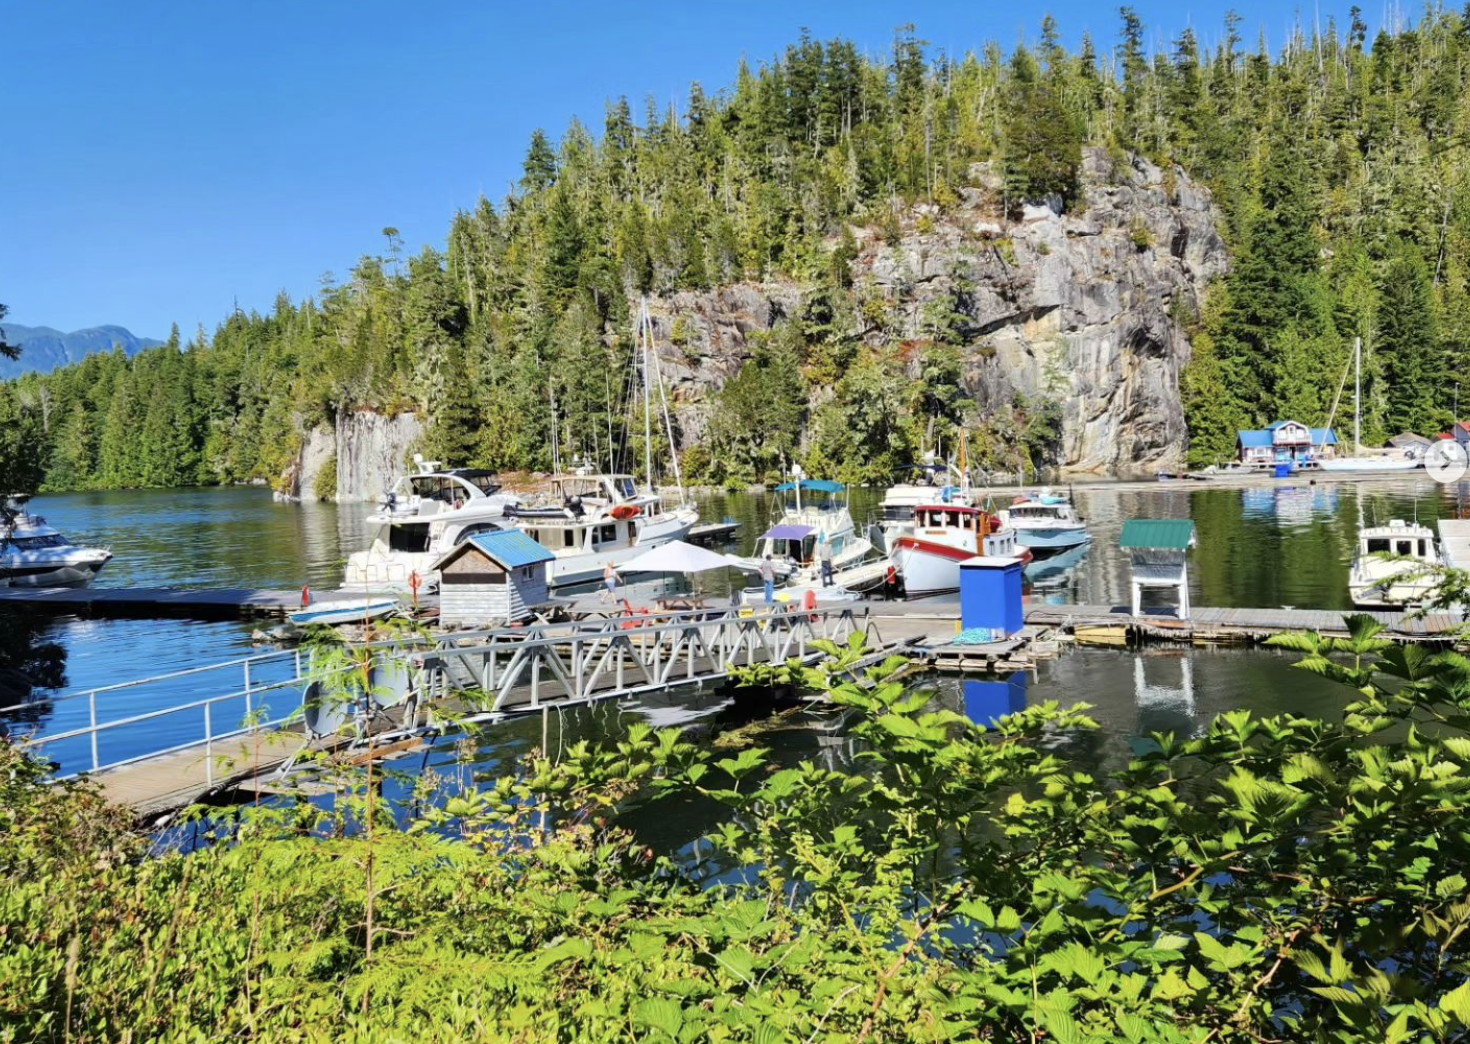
[761,524,814,541]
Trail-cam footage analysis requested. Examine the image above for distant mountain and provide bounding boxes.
[0,324,164,379]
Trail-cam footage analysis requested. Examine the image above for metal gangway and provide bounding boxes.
[13,605,880,809]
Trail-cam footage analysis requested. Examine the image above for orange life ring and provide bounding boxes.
[610,504,641,521]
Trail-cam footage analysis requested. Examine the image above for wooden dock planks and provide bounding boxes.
[1024,603,1464,642]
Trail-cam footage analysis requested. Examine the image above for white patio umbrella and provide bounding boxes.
[621,539,738,574]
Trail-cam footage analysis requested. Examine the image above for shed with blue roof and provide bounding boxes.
[432,529,554,627]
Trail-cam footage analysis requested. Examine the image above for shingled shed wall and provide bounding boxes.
[435,539,549,627]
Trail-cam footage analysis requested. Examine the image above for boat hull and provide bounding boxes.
[1,552,112,588]
[289,599,401,626]
[1320,458,1421,473]
[1012,526,1091,556]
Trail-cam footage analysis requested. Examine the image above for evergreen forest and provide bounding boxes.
[4,7,1470,489]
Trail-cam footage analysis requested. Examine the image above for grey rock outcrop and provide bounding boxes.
[294,425,335,501]
[644,148,1226,475]
[283,411,423,503]
[332,411,423,503]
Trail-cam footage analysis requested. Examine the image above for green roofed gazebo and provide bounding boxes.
[1119,519,1196,619]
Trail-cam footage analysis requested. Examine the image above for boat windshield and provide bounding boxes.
[409,475,474,503]
[2,534,69,550]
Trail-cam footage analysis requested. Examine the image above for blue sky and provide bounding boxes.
[1,1,1383,339]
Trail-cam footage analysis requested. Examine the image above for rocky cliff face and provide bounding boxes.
[286,411,423,503]
[644,148,1227,475]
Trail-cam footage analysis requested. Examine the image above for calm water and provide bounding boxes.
[3,476,1467,779]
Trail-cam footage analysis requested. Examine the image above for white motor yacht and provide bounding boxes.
[507,471,698,587]
[737,478,873,584]
[1348,519,1444,608]
[0,495,112,588]
[875,463,973,552]
[890,503,1027,596]
[1000,490,1091,557]
[343,462,522,589]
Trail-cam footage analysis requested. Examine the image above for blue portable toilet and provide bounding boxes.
[958,555,1025,637]
[962,674,1030,728]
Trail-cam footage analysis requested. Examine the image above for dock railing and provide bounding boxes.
[14,605,880,782]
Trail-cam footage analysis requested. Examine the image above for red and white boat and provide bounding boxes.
[890,504,1029,596]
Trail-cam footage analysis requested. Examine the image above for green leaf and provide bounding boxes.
[1436,874,1467,899]
[633,997,685,1037]
[1442,978,1470,1024]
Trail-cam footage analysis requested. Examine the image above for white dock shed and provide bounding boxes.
[432,530,554,628]
[1120,519,1197,620]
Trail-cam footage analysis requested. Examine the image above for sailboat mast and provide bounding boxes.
[641,298,653,491]
[1354,336,1362,455]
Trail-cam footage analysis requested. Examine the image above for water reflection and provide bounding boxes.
[961,675,1029,727]
[4,477,1467,767]
[0,610,66,735]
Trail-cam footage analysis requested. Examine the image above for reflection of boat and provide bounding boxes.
[1000,490,1091,557]
[289,597,401,627]
[1348,520,1443,608]
[891,504,1024,596]
[344,461,521,589]
[1022,540,1089,587]
[0,495,112,588]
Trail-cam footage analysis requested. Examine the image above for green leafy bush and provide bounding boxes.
[6,615,1470,1041]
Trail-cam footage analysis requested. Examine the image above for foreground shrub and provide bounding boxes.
[4,617,1470,1041]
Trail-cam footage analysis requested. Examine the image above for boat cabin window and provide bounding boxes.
[1367,538,1391,554]
[594,524,618,546]
[614,477,636,499]
[388,524,431,553]
[409,476,468,503]
[4,534,67,550]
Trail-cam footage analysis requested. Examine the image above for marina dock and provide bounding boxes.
[0,585,420,619]
[1440,519,1470,572]
[1024,603,1463,644]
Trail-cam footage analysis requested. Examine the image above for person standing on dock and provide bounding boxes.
[817,534,834,587]
[759,555,776,606]
[601,561,619,603]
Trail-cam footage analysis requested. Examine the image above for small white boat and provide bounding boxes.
[1348,519,1443,608]
[288,597,401,627]
[1319,456,1421,474]
[999,490,1091,557]
[1,495,113,587]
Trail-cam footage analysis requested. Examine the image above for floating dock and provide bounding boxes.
[1440,519,1470,572]
[1024,603,1464,644]
[0,585,420,620]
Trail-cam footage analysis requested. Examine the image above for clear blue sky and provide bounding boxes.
[1,0,1382,339]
